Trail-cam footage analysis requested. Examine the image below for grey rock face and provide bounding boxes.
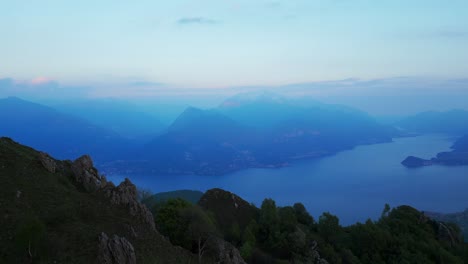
[213,238,246,264]
[72,155,105,192]
[102,178,156,230]
[438,222,460,247]
[39,152,57,173]
[98,232,136,264]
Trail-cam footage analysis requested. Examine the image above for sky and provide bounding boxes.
[1,0,468,113]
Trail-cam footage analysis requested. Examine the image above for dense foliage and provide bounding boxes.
[153,192,468,264]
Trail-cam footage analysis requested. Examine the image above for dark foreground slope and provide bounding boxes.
[0,137,194,263]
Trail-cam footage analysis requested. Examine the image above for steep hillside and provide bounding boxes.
[0,137,194,263]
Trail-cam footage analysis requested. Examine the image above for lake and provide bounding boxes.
[107,134,468,225]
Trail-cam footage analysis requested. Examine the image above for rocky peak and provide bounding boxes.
[72,155,107,192]
[102,178,155,231]
[38,151,57,173]
[71,155,155,231]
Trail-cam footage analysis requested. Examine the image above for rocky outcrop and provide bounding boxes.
[213,238,246,264]
[102,178,155,230]
[310,241,329,264]
[72,155,108,192]
[72,155,155,230]
[98,232,136,264]
[437,222,461,247]
[38,152,57,173]
[426,209,468,243]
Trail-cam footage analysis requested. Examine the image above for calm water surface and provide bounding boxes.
[108,134,468,225]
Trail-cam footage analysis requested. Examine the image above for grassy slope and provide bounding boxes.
[0,137,194,263]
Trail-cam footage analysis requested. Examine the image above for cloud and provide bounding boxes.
[436,30,468,38]
[177,17,219,25]
[128,81,165,87]
[30,76,53,85]
[0,77,92,99]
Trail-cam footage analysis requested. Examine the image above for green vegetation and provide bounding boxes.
[0,137,194,263]
[152,198,219,263]
[153,188,468,263]
[142,189,204,209]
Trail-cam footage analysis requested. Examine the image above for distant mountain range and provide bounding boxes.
[50,99,165,140]
[2,94,468,175]
[395,110,468,135]
[104,92,394,175]
[0,97,132,162]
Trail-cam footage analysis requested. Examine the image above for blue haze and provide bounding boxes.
[108,134,468,225]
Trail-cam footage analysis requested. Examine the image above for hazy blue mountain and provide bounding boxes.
[123,93,393,175]
[219,91,374,127]
[395,110,468,135]
[50,99,165,139]
[134,107,257,175]
[0,97,132,162]
[220,92,393,149]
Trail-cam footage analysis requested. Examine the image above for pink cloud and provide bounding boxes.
[30,77,53,85]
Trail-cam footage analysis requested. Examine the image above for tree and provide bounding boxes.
[380,203,391,219]
[293,202,315,226]
[181,206,218,264]
[318,212,341,244]
[278,206,298,233]
[240,220,258,260]
[258,198,280,251]
[153,198,192,247]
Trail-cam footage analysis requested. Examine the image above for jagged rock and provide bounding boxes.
[98,232,136,264]
[307,240,328,264]
[39,152,57,173]
[213,237,246,264]
[71,155,154,231]
[72,155,105,192]
[438,222,460,247]
[102,178,155,230]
